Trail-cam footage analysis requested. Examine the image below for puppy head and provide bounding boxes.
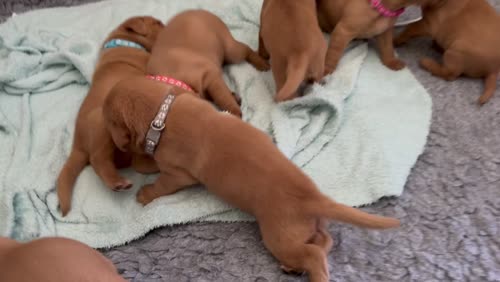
[110,16,164,51]
[103,78,162,154]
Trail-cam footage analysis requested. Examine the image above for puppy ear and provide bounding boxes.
[124,18,148,36]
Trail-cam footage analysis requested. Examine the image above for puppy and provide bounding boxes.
[57,16,163,216]
[394,0,500,105]
[259,0,327,102]
[147,10,269,117]
[316,0,420,74]
[103,77,400,282]
[0,237,125,282]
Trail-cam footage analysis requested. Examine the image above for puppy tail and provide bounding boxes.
[314,196,400,229]
[275,55,308,102]
[478,71,498,105]
[57,149,88,217]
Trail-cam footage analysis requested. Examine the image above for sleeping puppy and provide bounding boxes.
[259,0,327,102]
[57,16,163,216]
[394,0,500,105]
[147,10,269,117]
[103,77,400,282]
[317,0,421,74]
[0,237,125,282]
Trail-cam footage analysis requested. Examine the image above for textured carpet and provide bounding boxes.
[1,1,500,281]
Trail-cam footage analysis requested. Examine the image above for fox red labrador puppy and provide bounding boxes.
[103,77,400,282]
[57,16,163,216]
[147,10,269,117]
[395,0,500,105]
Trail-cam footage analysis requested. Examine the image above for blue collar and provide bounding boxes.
[103,39,146,50]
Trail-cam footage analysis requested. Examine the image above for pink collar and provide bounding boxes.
[370,0,405,18]
[147,75,194,92]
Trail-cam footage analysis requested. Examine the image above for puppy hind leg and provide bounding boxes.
[324,24,354,75]
[57,148,89,216]
[478,71,498,105]
[279,244,329,282]
[420,49,464,81]
[90,137,132,191]
[205,72,242,117]
[225,40,270,71]
[376,28,405,71]
[258,32,270,60]
[308,224,333,254]
[275,56,308,102]
[136,170,197,205]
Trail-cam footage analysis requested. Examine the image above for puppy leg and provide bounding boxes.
[309,221,333,254]
[279,244,329,282]
[57,147,88,216]
[90,155,132,191]
[90,142,132,192]
[324,23,354,75]
[205,71,242,117]
[258,32,270,60]
[375,28,405,71]
[136,170,197,205]
[478,72,498,105]
[131,154,159,174]
[420,49,464,81]
[393,20,429,46]
[225,40,270,71]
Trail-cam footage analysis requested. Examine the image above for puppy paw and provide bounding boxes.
[384,58,406,71]
[136,184,155,206]
[112,178,133,191]
[59,203,71,217]
[280,265,305,276]
[249,54,271,71]
[478,96,491,106]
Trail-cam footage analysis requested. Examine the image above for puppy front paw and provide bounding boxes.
[136,184,156,206]
[384,58,406,71]
[112,178,133,191]
[478,95,491,106]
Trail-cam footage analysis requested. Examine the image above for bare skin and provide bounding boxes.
[103,77,400,282]
[316,0,422,74]
[147,10,269,117]
[0,237,125,282]
[259,0,327,102]
[56,16,163,216]
[394,0,500,105]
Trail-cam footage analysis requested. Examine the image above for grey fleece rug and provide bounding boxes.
[1,1,500,281]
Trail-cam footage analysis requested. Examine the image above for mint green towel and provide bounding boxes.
[0,0,431,248]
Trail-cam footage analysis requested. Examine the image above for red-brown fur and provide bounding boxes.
[147,10,269,117]
[103,77,400,282]
[394,0,500,104]
[259,0,327,102]
[0,237,124,282]
[316,0,421,74]
[56,16,163,216]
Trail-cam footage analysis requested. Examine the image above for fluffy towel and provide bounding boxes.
[0,0,431,248]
